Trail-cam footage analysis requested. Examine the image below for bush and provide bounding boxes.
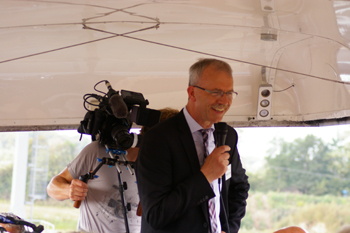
[241,191,350,233]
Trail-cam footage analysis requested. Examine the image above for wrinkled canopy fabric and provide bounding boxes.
[1,0,350,131]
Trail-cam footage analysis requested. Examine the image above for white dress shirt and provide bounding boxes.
[183,107,221,233]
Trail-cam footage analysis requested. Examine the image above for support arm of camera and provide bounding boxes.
[105,146,135,175]
[73,157,119,208]
[73,153,135,209]
[105,145,131,233]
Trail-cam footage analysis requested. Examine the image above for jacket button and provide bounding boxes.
[203,222,208,228]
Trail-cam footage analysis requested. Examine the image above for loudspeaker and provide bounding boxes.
[257,84,273,120]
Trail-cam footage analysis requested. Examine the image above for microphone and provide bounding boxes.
[109,94,128,118]
[215,122,230,233]
[215,122,228,147]
[105,81,128,118]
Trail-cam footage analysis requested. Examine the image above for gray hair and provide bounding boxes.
[189,58,232,86]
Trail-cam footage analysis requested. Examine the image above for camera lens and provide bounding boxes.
[111,125,133,150]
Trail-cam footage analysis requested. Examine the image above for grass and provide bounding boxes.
[2,192,350,233]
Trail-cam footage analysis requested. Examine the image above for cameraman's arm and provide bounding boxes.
[126,147,139,162]
[47,168,88,201]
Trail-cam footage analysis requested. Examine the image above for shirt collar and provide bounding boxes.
[183,106,214,133]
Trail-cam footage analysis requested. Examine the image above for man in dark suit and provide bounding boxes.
[135,58,250,233]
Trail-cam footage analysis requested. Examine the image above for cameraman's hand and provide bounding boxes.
[126,147,139,162]
[200,145,230,184]
[69,179,88,201]
[47,168,87,201]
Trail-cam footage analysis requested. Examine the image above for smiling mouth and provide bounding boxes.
[212,106,226,112]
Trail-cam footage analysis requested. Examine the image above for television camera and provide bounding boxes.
[75,81,161,233]
[78,80,161,150]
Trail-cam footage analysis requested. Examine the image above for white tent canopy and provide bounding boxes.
[1,0,350,131]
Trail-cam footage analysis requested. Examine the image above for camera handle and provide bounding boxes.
[73,157,117,208]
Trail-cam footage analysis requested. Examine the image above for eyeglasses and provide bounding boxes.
[193,85,238,99]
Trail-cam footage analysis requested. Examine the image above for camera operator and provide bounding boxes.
[46,107,179,233]
[46,141,141,233]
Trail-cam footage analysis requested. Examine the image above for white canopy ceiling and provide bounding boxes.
[1,0,350,131]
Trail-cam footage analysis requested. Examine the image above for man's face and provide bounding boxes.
[188,65,234,128]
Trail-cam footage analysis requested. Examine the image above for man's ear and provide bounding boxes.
[187,85,196,102]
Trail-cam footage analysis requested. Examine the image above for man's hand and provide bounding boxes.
[69,179,88,201]
[200,145,231,183]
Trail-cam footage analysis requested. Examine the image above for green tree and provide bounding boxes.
[0,165,13,199]
[327,139,350,196]
[0,132,16,200]
[262,134,348,195]
[47,140,83,181]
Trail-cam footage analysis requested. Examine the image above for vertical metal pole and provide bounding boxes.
[10,132,29,218]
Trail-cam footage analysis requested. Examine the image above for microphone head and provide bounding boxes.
[215,122,228,132]
[109,94,128,118]
[215,122,228,147]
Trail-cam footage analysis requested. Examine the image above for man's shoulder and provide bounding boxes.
[153,111,183,129]
[143,111,184,138]
[227,124,237,134]
[78,141,106,158]
[83,140,103,150]
[227,125,238,145]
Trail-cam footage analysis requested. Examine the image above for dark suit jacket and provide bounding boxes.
[135,110,249,233]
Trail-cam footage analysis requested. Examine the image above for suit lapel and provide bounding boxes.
[175,111,211,225]
[176,111,201,175]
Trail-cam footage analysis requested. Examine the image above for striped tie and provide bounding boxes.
[200,128,210,158]
[200,129,218,233]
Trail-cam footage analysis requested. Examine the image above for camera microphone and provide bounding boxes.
[105,81,128,118]
[215,122,228,147]
[110,94,128,118]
